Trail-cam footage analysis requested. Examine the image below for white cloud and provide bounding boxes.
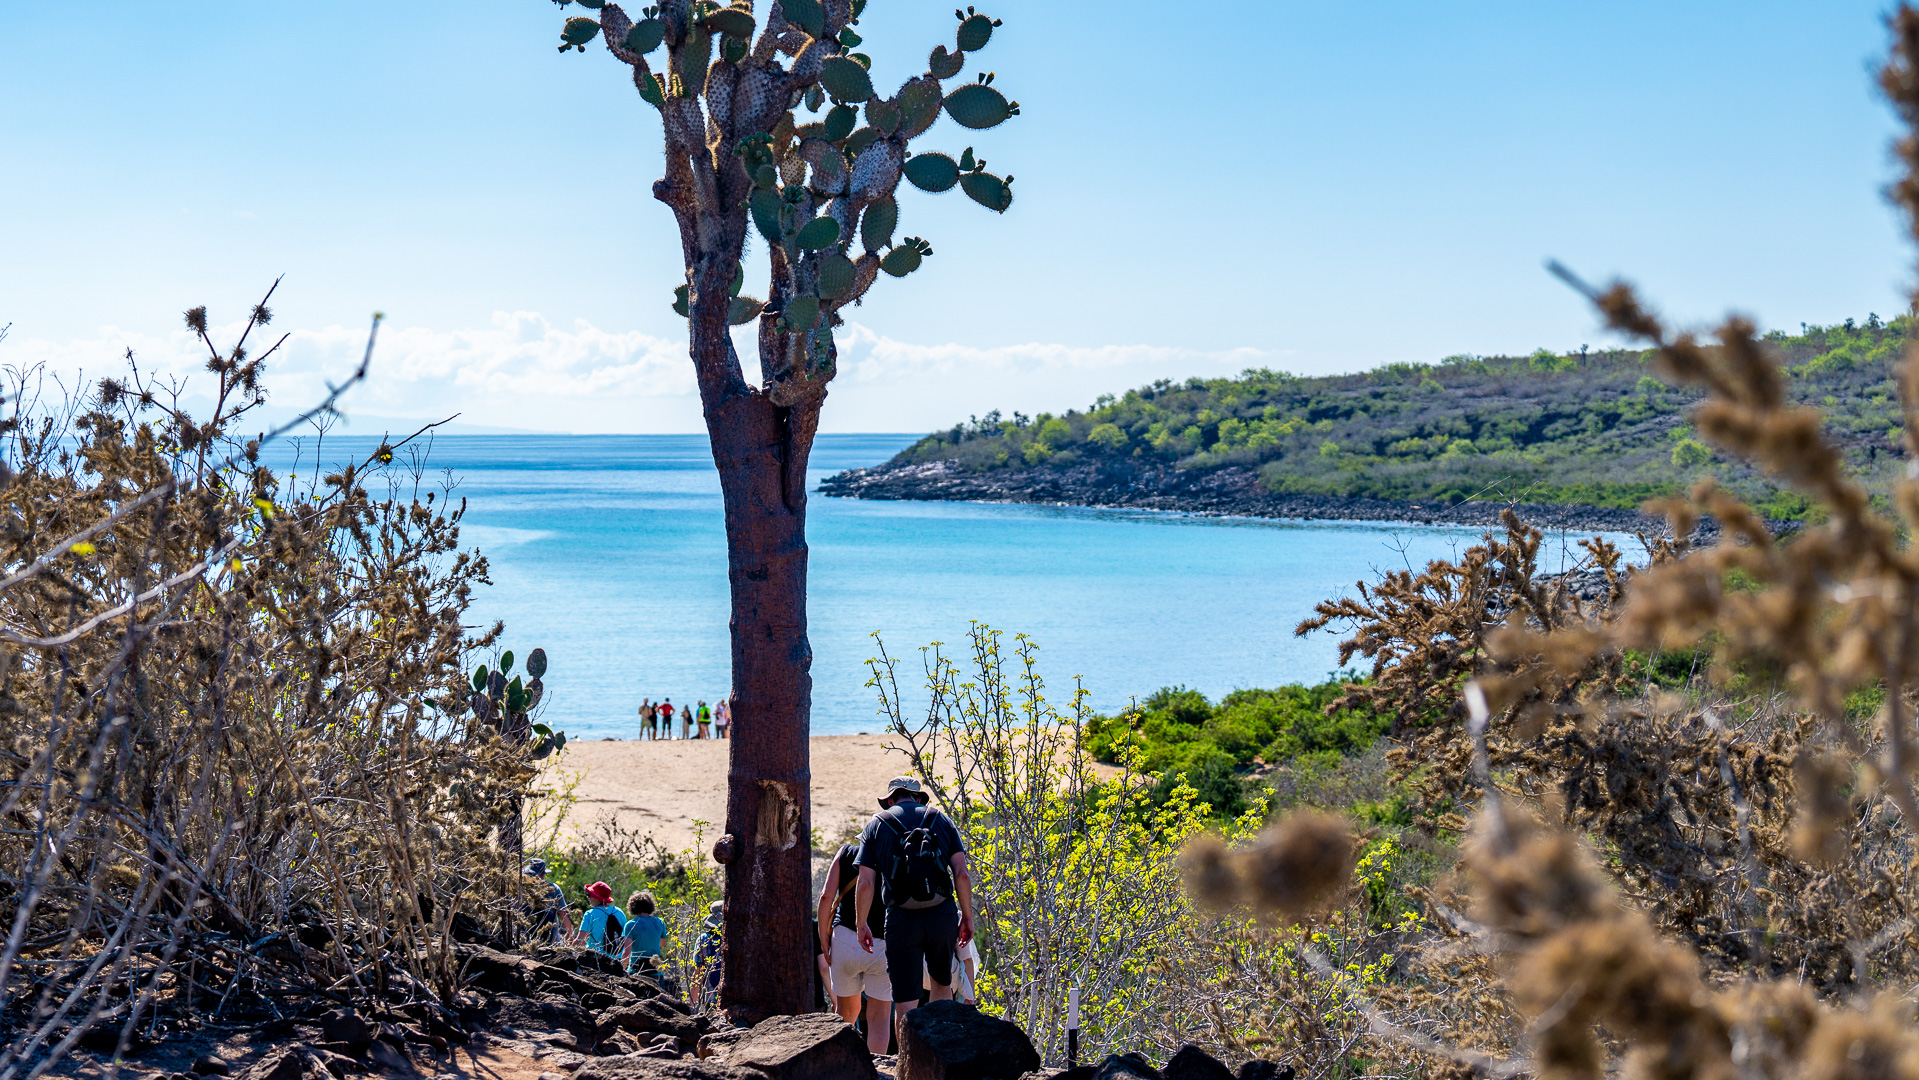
[4,314,1279,434]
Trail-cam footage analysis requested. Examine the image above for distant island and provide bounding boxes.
[822,317,1907,530]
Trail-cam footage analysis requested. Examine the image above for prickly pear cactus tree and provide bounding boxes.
[545,0,1018,1022]
[468,647,561,906]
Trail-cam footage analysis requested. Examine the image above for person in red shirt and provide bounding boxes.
[659,699,675,739]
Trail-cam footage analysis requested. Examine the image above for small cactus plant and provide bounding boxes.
[465,647,563,759]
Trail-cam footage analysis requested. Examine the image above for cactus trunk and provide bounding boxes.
[692,264,821,1024]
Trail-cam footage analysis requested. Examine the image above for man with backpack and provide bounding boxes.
[853,777,975,1041]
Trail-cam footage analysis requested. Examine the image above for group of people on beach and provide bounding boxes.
[636,697,727,739]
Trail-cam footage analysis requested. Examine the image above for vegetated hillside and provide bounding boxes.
[867,316,1911,521]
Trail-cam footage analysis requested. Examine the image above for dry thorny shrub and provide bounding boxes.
[1179,8,1919,1077]
[0,292,551,1078]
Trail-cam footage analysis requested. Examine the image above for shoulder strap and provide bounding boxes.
[834,845,859,903]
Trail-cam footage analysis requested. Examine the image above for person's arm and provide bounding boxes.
[855,866,878,952]
[950,851,975,946]
[816,859,842,963]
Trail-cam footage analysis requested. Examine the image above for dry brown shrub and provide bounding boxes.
[0,299,548,1075]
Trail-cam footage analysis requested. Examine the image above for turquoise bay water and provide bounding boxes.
[265,433,1632,739]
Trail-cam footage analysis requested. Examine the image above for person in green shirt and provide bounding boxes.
[697,700,712,739]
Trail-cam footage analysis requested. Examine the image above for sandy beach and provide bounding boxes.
[545,734,919,859]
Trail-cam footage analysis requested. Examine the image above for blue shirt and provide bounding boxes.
[623,914,666,960]
[580,904,627,956]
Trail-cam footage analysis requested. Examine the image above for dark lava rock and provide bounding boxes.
[1162,1047,1233,1080]
[574,1056,764,1080]
[599,997,706,1044]
[1089,1054,1160,1080]
[231,1048,331,1080]
[317,1010,374,1055]
[1235,1063,1294,1080]
[485,996,600,1049]
[190,1056,234,1076]
[898,1000,1041,1080]
[724,1014,876,1080]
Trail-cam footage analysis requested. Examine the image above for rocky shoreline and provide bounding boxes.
[819,458,1670,535]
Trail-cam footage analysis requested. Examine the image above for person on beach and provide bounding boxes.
[696,700,711,739]
[680,700,693,740]
[523,860,573,943]
[714,699,729,739]
[659,699,675,740]
[578,880,628,958]
[621,891,667,975]
[639,698,654,740]
[854,777,974,1043]
[818,834,891,1053]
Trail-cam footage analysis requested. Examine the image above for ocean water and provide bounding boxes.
[263,433,1634,739]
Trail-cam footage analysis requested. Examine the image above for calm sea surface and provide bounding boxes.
[263,433,1634,739]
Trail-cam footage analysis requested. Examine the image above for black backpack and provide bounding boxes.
[881,803,953,910]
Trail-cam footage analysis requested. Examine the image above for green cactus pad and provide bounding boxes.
[794,216,842,250]
[928,45,965,79]
[861,196,898,252]
[898,78,943,136]
[701,6,754,37]
[838,27,862,48]
[956,13,995,52]
[851,52,872,69]
[624,18,666,54]
[729,296,767,324]
[844,127,880,157]
[943,83,1012,129]
[783,0,825,37]
[575,0,605,7]
[679,29,712,92]
[561,17,601,47]
[784,295,821,331]
[672,285,690,317]
[638,71,667,107]
[472,666,488,693]
[865,98,901,135]
[902,152,960,192]
[823,104,857,143]
[960,171,1012,212]
[731,261,746,296]
[818,253,856,298]
[501,650,516,674]
[527,648,548,678]
[805,84,825,112]
[879,245,923,277]
[755,163,779,188]
[750,188,783,242]
[958,147,975,171]
[819,56,874,103]
[721,34,747,63]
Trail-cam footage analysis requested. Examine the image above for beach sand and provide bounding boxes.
[545,734,917,859]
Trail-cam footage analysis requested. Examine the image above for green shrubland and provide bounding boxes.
[886,316,1913,521]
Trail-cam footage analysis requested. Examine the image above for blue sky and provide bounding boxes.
[0,1,1908,432]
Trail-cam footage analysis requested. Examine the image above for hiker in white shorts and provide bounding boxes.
[818,839,891,1053]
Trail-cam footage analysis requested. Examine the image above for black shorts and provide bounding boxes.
[883,901,957,1002]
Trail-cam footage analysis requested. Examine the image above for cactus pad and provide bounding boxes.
[861,197,898,252]
[560,17,601,49]
[902,152,960,192]
[960,171,1013,212]
[501,650,516,674]
[783,295,821,331]
[879,243,924,277]
[823,104,857,143]
[844,127,880,157]
[638,71,667,107]
[750,188,783,242]
[782,0,826,38]
[701,6,754,38]
[729,296,766,324]
[472,666,488,693]
[943,83,1013,129]
[721,34,747,63]
[929,45,965,80]
[865,98,901,135]
[679,29,712,92]
[897,78,944,138]
[818,253,856,298]
[672,284,690,316]
[839,27,863,48]
[624,18,666,54]
[527,648,548,679]
[795,216,842,250]
[955,12,998,53]
[819,56,874,104]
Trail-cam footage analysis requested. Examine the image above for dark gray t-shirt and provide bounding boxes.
[855,801,965,908]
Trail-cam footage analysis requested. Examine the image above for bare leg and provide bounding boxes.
[862,995,891,1055]
[834,994,860,1024]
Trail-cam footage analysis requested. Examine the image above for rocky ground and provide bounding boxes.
[42,944,1289,1080]
[820,457,1674,535]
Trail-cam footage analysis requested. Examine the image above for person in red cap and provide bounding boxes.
[577,880,628,958]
